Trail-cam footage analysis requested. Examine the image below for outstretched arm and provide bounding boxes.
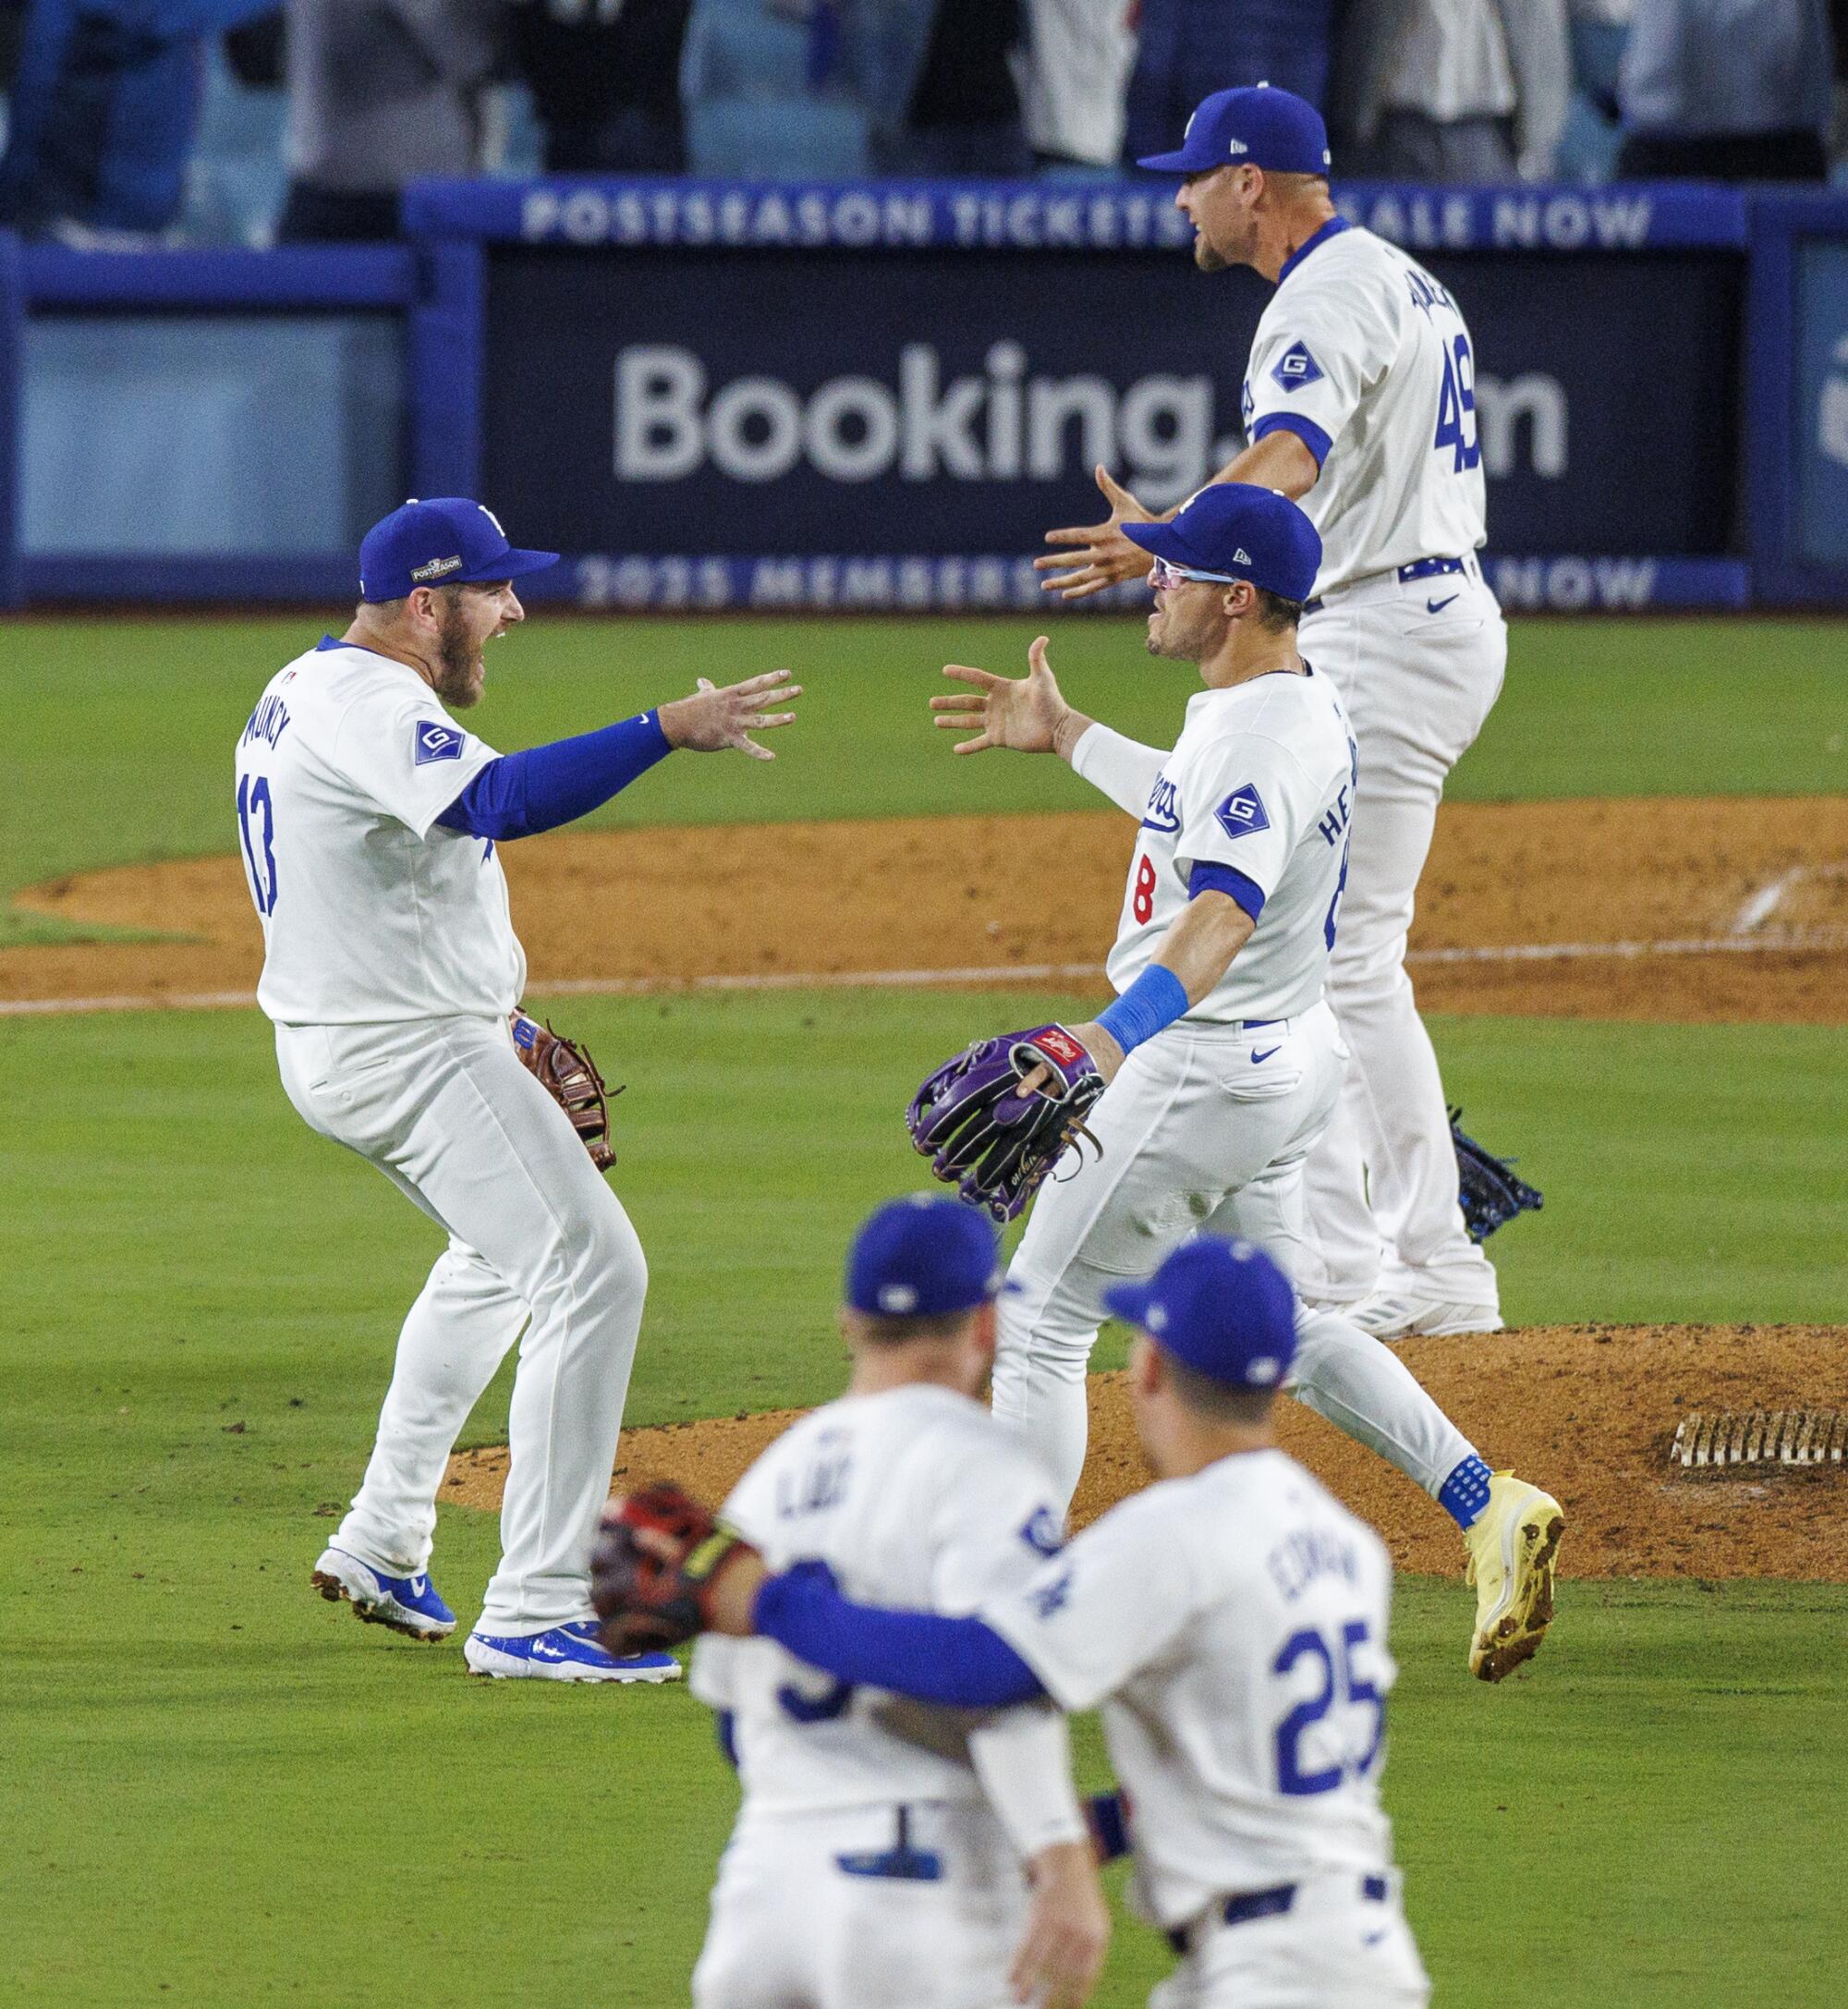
[930,635,1165,818]
[720,1559,1050,1709]
[1035,437,1318,602]
[438,670,802,841]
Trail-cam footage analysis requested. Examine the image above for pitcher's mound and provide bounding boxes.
[443,1323,1848,1581]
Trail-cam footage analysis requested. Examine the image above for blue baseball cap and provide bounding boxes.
[1137,84,1331,177]
[845,1194,1008,1319]
[358,497,559,603]
[1124,481,1322,603]
[1103,1237,1298,1389]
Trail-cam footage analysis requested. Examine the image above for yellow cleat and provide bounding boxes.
[1464,1473,1564,1682]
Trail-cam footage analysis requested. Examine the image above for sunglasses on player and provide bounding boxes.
[1149,556,1241,591]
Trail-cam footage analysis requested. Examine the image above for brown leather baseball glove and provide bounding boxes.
[509,1007,623,1172]
[590,1483,758,1657]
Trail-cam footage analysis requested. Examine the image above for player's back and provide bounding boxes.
[691,1384,1064,1818]
[1120,1450,1393,1916]
[234,639,522,1025]
[986,1446,1395,1930]
[1244,223,1486,592]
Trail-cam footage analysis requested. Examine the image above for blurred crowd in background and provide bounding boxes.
[0,0,1842,247]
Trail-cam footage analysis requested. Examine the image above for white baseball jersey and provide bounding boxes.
[983,1447,1397,1930]
[1242,221,1488,594]
[1083,668,1358,1026]
[235,639,525,1024]
[691,1384,1068,1817]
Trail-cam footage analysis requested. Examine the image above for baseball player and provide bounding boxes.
[236,495,801,1681]
[684,1195,1110,2009]
[687,1236,1429,2007]
[1040,83,1507,1340]
[934,480,1561,1680]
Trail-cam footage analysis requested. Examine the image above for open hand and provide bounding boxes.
[1034,465,1161,602]
[659,668,804,760]
[930,636,1073,756]
[1010,1841,1111,2009]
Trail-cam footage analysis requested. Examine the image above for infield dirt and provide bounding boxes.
[444,1325,1848,1584]
[8,794,1848,1021]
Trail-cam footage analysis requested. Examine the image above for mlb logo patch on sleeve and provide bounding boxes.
[412,721,463,765]
[1270,341,1324,393]
[1216,785,1270,840]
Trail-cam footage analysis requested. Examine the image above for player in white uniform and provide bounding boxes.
[935,481,1560,1680]
[713,1236,1430,2007]
[237,495,801,1681]
[1040,84,1508,1340]
[688,1195,1110,2009]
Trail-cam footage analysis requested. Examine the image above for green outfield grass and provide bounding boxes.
[5,614,1846,945]
[5,615,1845,2005]
[3,993,1846,2004]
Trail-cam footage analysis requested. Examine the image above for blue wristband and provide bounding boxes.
[1095,965,1189,1056]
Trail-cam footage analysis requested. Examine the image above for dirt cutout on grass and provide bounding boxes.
[8,795,1848,1021]
[444,1324,1848,1583]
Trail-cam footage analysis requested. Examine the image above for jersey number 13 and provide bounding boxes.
[236,773,278,916]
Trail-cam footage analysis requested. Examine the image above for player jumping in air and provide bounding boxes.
[1040,85,1509,1341]
[924,481,1561,1681]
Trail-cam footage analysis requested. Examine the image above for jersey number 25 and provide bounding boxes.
[1271,1616,1385,1796]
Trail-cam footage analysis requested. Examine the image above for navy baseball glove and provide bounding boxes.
[906,1024,1106,1224]
[1451,1107,1542,1242]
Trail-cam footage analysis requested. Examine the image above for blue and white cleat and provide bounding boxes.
[463,1621,683,1684]
[311,1546,456,1643]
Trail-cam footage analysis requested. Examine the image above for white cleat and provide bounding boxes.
[1348,1278,1502,1341]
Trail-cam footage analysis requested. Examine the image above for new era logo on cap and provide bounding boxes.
[1228,139,1248,155]
[1234,547,1252,565]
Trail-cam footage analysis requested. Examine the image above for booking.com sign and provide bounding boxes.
[614,342,1565,504]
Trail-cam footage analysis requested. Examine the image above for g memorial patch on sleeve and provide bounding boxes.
[1270,340,1324,393]
[412,721,464,765]
[1215,785,1271,840]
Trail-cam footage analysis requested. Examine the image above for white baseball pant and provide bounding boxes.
[275,1012,646,1634]
[1295,560,1508,1306]
[693,1801,1028,2009]
[990,1001,1477,1510]
[1150,1870,1429,2009]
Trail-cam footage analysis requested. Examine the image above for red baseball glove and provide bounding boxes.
[590,1483,757,1657]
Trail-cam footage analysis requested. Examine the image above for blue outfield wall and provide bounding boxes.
[0,180,1839,611]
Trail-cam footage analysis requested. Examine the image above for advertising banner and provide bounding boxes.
[479,232,1741,575]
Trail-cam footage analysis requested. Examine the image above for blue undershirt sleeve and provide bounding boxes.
[1188,859,1267,922]
[751,1560,1048,1709]
[434,711,672,840]
[1250,410,1332,468]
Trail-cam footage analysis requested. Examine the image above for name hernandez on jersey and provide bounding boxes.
[690,1384,1068,1818]
[236,639,526,1025]
[1104,670,1358,1027]
[980,1448,1397,1930]
[1241,221,1488,595]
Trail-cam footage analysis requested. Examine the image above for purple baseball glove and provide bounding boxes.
[906,1025,1107,1223]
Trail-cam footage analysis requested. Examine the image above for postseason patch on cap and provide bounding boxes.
[411,554,464,582]
[412,721,464,765]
